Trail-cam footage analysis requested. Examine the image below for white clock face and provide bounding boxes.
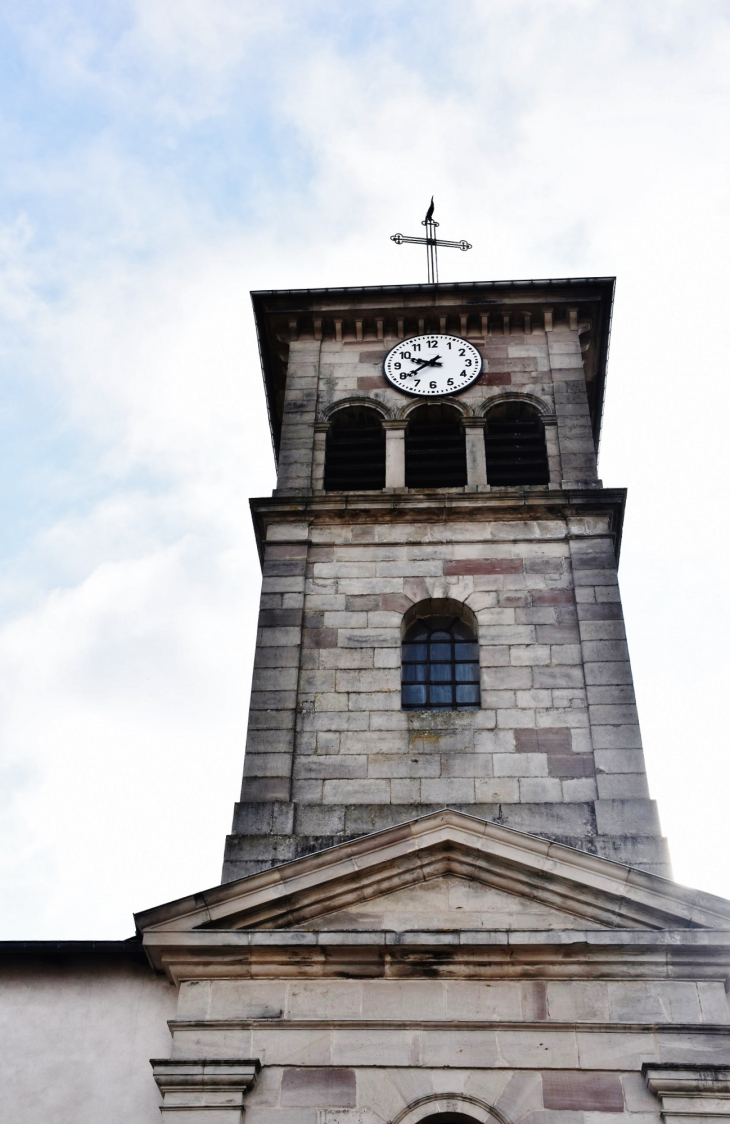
[383,334,482,396]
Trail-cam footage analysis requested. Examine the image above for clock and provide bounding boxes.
[383,334,482,396]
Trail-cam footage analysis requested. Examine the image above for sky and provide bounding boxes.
[0,0,729,939]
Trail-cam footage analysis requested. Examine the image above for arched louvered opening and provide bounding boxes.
[324,405,386,491]
[405,404,467,488]
[401,615,480,710]
[485,401,549,486]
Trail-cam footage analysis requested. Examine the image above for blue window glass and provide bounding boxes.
[401,615,481,711]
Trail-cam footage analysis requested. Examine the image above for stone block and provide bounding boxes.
[516,689,553,708]
[536,625,580,644]
[475,777,520,801]
[594,798,661,835]
[474,729,517,752]
[484,666,534,689]
[314,691,348,711]
[494,752,547,777]
[280,1069,356,1107]
[589,704,639,725]
[420,778,476,803]
[532,666,584,688]
[596,773,650,799]
[586,684,636,705]
[519,777,563,801]
[258,626,303,648]
[293,755,367,779]
[562,777,597,801]
[241,776,290,802]
[320,649,374,668]
[516,728,572,752]
[244,753,293,778]
[250,690,298,710]
[441,753,494,778]
[302,627,338,649]
[445,559,523,575]
[577,602,623,621]
[391,778,421,803]
[594,749,647,773]
[536,706,588,728]
[368,754,440,778]
[542,1072,624,1111]
[533,589,574,605]
[550,644,582,664]
[510,645,551,665]
[579,620,627,640]
[497,708,537,728]
[295,804,346,835]
[335,669,398,692]
[591,724,643,749]
[584,660,634,686]
[484,689,516,709]
[481,625,537,644]
[253,643,302,668]
[323,779,391,803]
[348,691,400,711]
[547,754,595,778]
[323,611,368,628]
[291,779,323,802]
[339,628,399,648]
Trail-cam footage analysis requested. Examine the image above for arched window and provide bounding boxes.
[402,615,480,710]
[405,403,467,488]
[484,401,549,486]
[324,405,386,491]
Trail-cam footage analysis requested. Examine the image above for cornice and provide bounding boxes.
[148,930,730,984]
[250,487,627,562]
[251,277,614,459]
[170,1018,730,1036]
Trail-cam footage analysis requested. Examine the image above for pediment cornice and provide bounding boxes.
[136,810,730,939]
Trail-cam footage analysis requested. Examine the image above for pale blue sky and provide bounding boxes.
[1,1,729,937]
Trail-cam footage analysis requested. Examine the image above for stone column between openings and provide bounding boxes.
[383,420,408,489]
[546,322,599,487]
[463,416,488,487]
[275,339,322,494]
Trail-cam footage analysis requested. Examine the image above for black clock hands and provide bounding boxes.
[408,355,442,375]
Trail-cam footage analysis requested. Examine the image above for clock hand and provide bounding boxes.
[408,355,443,373]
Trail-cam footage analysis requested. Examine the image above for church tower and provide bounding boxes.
[222,277,670,881]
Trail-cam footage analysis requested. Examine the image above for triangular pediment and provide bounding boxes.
[299,873,607,931]
[136,810,730,938]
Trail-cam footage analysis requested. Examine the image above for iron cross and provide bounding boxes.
[390,198,472,283]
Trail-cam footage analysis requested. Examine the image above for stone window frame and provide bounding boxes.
[401,597,481,712]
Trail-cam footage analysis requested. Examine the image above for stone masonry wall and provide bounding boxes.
[224,504,667,881]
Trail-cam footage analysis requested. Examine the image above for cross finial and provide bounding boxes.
[391,199,472,283]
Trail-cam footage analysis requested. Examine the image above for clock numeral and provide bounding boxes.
[465,359,472,366]
[402,351,411,359]
[412,343,421,351]
[427,338,437,348]
[447,378,454,386]
[460,370,467,377]
[399,373,408,379]
[429,381,437,389]
[446,341,452,349]
[413,379,420,387]
[394,362,401,369]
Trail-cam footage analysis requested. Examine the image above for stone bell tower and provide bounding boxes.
[223,277,670,882]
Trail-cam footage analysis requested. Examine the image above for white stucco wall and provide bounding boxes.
[0,949,176,1124]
